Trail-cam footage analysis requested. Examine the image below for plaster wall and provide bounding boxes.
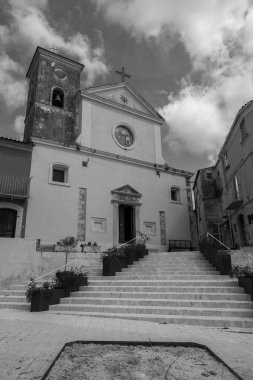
[0,238,102,288]
[80,99,158,163]
[0,146,32,177]
[25,143,191,248]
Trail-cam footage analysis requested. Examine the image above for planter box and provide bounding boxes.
[82,246,101,253]
[49,288,66,305]
[30,291,52,312]
[103,256,128,276]
[238,276,253,300]
[201,247,232,275]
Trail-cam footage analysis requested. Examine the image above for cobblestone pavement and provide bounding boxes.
[0,309,252,380]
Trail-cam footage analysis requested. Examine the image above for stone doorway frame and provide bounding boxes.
[111,185,142,246]
[0,202,24,238]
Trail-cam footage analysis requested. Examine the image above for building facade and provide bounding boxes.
[0,46,196,250]
[0,138,32,238]
[194,101,253,248]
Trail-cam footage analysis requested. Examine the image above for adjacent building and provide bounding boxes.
[0,138,33,238]
[194,100,253,248]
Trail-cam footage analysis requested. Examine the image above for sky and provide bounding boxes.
[1,0,253,172]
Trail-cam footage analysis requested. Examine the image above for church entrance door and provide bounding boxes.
[0,208,17,238]
[119,205,135,243]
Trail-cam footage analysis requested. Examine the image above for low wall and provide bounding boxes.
[0,238,102,288]
[0,238,39,288]
[230,249,253,267]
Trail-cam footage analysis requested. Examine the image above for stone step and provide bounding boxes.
[59,297,253,309]
[90,275,222,280]
[49,303,253,318]
[47,310,253,328]
[0,289,26,296]
[88,279,237,287]
[85,285,243,293]
[121,269,218,273]
[73,291,250,301]
[137,256,206,264]
[0,295,27,303]
[129,263,215,268]
[0,302,30,310]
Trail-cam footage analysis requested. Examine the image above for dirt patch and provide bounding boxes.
[45,343,239,380]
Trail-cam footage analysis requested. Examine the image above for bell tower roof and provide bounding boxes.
[26,46,84,79]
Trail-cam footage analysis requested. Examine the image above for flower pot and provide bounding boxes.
[238,276,253,300]
[30,290,52,312]
[103,256,126,276]
[64,284,79,297]
[79,277,88,287]
[50,288,66,305]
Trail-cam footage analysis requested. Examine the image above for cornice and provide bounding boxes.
[32,137,193,178]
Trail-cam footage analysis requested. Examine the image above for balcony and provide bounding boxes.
[0,175,30,199]
[226,200,243,210]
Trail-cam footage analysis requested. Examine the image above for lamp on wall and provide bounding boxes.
[82,158,89,167]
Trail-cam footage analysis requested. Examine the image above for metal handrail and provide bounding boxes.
[116,232,148,250]
[33,259,79,283]
[206,232,232,251]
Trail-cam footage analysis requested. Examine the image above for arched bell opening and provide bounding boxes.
[51,87,65,108]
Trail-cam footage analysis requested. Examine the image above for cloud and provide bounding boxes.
[6,0,108,85]
[14,115,25,140]
[0,0,109,111]
[0,54,27,110]
[93,0,253,163]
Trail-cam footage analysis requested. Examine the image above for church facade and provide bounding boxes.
[6,47,194,250]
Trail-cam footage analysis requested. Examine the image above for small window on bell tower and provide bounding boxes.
[52,88,64,108]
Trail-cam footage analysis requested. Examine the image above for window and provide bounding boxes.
[49,163,70,186]
[205,172,212,180]
[240,118,248,142]
[170,186,181,202]
[52,169,65,183]
[52,87,65,108]
[224,153,230,169]
[233,176,240,201]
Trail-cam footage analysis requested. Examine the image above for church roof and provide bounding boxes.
[81,81,165,123]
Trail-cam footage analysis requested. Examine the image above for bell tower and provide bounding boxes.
[24,46,84,144]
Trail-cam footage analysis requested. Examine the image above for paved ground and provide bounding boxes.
[0,309,252,380]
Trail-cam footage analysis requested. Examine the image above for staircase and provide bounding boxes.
[1,251,253,328]
[0,284,30,310]
[48,251,253,328]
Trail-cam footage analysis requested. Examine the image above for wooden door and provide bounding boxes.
[0,209,17,238]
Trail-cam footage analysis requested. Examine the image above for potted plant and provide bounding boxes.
[230,265,253,299]
[58,236,78,269]
[101,246,127,276]
[26,280,54,312]
[55,268,88,297]
[199,238,232,275]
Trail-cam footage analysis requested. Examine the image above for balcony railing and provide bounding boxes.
[0,175,30,199]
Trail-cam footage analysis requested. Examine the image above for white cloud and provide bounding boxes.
[0,0,109,111]
[93,0,253,163]
[0,54,27,110]
[14,115,25,140]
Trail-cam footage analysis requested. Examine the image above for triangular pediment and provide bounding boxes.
[111,184,142,197]
[82,82,164,122]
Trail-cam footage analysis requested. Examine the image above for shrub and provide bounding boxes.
[230,265,253,279]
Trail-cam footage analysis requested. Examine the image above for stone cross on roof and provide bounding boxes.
[115,67,131,82]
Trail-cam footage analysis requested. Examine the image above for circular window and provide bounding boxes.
[113,125,135,149]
